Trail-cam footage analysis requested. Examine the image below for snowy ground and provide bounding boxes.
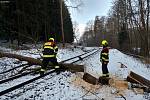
[0,44,150,100]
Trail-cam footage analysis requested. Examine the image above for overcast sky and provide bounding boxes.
[67,0,113,37]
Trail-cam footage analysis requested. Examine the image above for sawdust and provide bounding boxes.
[109,76,128,91]
[71,73,101,93]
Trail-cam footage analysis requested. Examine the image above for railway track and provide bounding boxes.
[0,48,95,75]
[0,48,97,80]
[0,48,100,96]
[0,49,99,84]
[0,64,28,75]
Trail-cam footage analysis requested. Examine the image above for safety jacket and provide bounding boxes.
[100,47,109,62]
[43,42,58,58]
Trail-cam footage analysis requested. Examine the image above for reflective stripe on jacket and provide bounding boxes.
[44,46,53,49]
[43,55,55,58]
[43,42,58,58]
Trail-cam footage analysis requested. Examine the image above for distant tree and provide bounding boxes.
[62,1,74,43]
[0,0,75,45]
[106,0,149,56]
[73,21,80,43]
[118,25,128,49]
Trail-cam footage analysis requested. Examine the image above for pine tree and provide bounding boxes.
[0,0,74,44]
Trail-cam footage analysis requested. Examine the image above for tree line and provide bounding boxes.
[80,0,150,57]
[0,0,74,45]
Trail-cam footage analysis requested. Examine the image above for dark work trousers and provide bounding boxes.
[102,62,109,75]
[42,57,58,70]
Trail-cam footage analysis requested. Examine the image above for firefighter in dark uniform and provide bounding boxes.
[40,38,59,74]
[100,40,109,77]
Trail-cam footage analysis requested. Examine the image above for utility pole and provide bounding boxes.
[60,0,65,47]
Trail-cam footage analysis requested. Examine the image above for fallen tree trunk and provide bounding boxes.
[0,52,84,72]
[0,52,41,65]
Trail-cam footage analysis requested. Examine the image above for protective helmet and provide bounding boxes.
[49,38,54,42]
[101,40,108,46]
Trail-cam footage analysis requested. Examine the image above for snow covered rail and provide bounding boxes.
[71,49,99,63]
[61,49,99,63]
[0,48,100,96]
[0,70,56,96]
[0,64,28,74]
[0,71,33,84]
[60,48,96,63]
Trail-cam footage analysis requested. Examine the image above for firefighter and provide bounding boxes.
[100,40,109,77]
[40,38,59,74]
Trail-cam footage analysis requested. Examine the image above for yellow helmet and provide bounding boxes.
[49,38,54,42]
[101,40,108,46]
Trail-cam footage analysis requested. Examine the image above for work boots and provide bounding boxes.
[55,66,60,74]
[40,68,46,75]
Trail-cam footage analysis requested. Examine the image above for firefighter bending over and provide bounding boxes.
[40,38,59,74]
[100,40,109,77]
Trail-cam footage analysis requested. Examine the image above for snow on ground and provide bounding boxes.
[0,45,150,100]
[108,49,150,80]
[0,74,37,92]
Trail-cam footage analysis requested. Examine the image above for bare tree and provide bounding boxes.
[105,0,149,56]
[65,0,83,9]
[73,21,80,43]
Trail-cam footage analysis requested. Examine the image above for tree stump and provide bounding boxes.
[99,76,111,85]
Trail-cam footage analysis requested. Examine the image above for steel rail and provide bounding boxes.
[60,49,96,63]
[0,64,28,74]
[72,49,99,63]
[0,70,56,96]
[0,71,33,84]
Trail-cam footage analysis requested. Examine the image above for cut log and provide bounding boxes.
[0,52,84,72]
[127,71,150,88]
[83,73,111,85]
[83,73,98,85]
